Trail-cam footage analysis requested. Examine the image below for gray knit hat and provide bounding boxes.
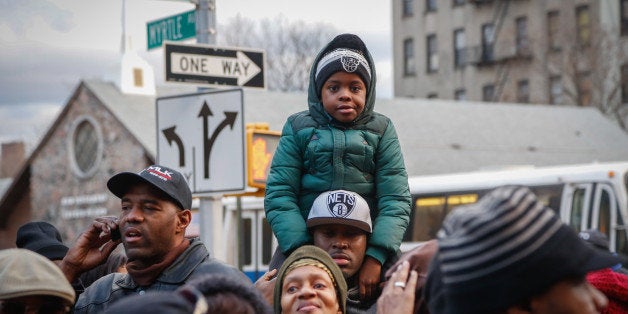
[433,185,619,314]
[0,248,75,304]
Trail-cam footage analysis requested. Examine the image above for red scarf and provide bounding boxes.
[126,238,190,286]
[586,268,628,314]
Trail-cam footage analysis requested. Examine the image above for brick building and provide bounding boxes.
[392,0,628,121]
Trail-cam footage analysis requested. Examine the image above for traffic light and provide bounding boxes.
[246,123,280,189]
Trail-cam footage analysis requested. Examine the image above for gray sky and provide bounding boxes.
[0,0,392,147]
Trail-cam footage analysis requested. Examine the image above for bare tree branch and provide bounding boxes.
[218,15,337,92]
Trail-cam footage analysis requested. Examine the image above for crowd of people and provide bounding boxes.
[2,33,627,314]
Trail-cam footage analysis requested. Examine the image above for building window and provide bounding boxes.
[426,0,437,12]
[427,93,438,99]
[547,11,560,51]
[622,0,628,36]
[454,29,466,67]
[481,23,495,62]
[549,75,563,105]
[454,89,466,101]
[133,68,143,87]
[578,71,592,106]
[403,0,414,17]
[576,5,591,46]
[403,38,416,76]
[517,80,530,103]
[621,64,628,104]
[69,116,103,178]
[483,84,495,102]
[515,16,529,55]
[427,34,439,73]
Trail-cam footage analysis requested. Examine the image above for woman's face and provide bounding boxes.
[280,265,341,314]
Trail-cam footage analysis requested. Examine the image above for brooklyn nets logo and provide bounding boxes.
[326,191,356,218]
[340,55,360,73]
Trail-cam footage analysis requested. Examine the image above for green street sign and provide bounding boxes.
[147,9,196,50]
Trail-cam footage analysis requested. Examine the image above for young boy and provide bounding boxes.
[264,33,411,301]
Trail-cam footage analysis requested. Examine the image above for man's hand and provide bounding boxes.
[254,269,277,306]
[359,256,382,301]
[59,216,122,282]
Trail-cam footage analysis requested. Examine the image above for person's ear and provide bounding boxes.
[176,209,192,233]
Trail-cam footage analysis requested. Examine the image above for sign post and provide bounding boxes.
[147,9,196,50]
[165,42,265,89]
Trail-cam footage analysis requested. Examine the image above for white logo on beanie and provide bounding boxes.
[326,191,356,217]
[340,56,360,73]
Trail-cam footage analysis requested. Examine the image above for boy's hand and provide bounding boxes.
[254,269,277,306]
[359,256,382,301]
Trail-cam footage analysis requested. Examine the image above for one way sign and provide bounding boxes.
[156,89,245,194]
[165,42,265,89]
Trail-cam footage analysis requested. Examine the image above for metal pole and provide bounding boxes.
[196,0,216,45]
[199,195,225,260]
[196,0,218,249]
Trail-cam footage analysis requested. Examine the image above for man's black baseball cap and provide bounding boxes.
[107,165,192,210]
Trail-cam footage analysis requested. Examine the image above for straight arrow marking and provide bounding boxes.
[170,51,261,85]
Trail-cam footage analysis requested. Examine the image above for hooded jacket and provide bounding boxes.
[264,34,411,265]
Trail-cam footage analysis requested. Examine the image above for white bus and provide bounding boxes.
[210,161,628,280]
[403,162,628,255]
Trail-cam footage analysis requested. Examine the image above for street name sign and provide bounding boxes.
[147,9,196,50]
[165,42,265,89]
[156,89,245,194]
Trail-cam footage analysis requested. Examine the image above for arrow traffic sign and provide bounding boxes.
[156,89,245,194]
[165,42,265,89]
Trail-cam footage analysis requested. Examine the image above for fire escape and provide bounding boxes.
[466,0,532,102]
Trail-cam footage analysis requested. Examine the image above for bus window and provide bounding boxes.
[617,213,628,255]
[404,193,479,242]
[405,196,446,242]
[262,217,273,265]
[242,217,253,266]
[528,185,563,212]
[570,188,586,232]
[597,189,611,236]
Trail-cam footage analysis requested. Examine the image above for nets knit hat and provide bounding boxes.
[315,33,372,95]
[274,245,348,314]
[16,221,68,261]
[432,185,619,314]
[107,164,192,210]
[0,248,75,304]
[307,190,372,233]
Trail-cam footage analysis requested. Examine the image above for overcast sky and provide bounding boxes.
[0,0,392,147]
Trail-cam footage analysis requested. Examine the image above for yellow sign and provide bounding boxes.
[246,124,280,188]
